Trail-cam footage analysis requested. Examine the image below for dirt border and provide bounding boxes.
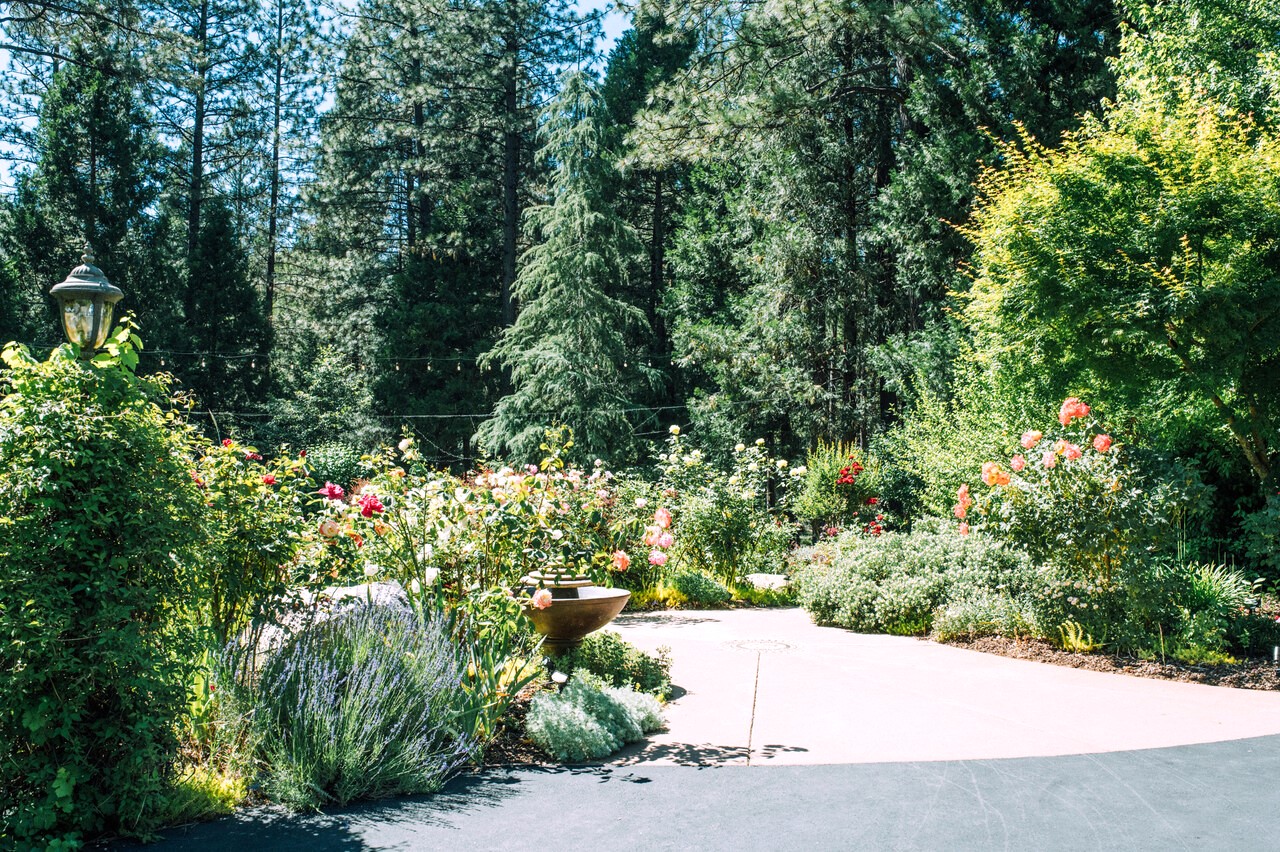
[942,634,1280,690]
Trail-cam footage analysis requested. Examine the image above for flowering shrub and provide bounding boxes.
[193,439,315,646]
[957,398,1216,651]
[958,399,1201,586]
[351,432,636,604]
[792,441,885,535]
[656,428,798,583]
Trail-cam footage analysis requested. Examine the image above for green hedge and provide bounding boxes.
[0,338,207,849]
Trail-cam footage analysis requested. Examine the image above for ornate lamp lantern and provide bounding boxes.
[49,247,123,352]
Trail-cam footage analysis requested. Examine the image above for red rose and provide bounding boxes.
[358,492,384,518]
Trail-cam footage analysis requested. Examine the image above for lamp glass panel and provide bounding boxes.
[61,297,96,347]
[92,300,115,349]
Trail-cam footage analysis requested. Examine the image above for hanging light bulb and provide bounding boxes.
[456,361,461,372]
[426,361,432,372]
[201,356,207,368]
[160,356,166,367]
[250,358,256,369]
[395,362,401,371]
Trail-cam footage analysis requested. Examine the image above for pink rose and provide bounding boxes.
[654,507,673,529]
[1058,397,1091,426]
[981,462,1009,487]
[958,522,970,536]
[643,525,662,547]
[1020,430,1043,449]
[1063,443,1083,461]
[1010,454,1026,472]
[1093,434,1113,453]
[1041,451,1057,469]
[222,438,233,448]
[531,589,553,610]
[648,549,668,566]
[612,550,631,571]
[317,482,345,500]
[657,532,674,548]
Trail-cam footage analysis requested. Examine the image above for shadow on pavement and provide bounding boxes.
[610,740,750,766]
[613,612,721,627]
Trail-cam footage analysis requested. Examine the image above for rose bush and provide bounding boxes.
[656,428,798,585]
[957,399,1202,586]
[957,398,1212,651]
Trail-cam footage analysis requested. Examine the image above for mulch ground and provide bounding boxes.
[478,686,555,767]
[942,634,1280,691]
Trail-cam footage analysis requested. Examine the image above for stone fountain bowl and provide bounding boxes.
[526,586,631,655]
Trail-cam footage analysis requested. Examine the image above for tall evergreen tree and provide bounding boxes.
[600,14,695,409]
[184,197,270,415]
[477,71,655,463]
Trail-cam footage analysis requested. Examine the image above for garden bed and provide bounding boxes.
[943,635,1280,691]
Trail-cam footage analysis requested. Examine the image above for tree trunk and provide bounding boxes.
[265,0,283,338]
[649,170,665,345]
[501,29,519,327]
[187,0,209,269]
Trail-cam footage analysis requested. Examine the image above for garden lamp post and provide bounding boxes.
[49,247,123,353]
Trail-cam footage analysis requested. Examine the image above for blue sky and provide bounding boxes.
[582,0,629,57]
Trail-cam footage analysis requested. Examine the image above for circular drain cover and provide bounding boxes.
[729,639,792,652]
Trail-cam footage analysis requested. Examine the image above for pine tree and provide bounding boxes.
[477,71,654,464]
[1,34,178,350]
[631,0,1120,451]
[183,197,270,416]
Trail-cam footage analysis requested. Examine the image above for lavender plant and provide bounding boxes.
[220,602,476,810]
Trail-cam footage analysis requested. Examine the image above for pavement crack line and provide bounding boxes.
[746,651,762,766]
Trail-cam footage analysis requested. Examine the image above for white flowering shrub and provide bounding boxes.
[525,673,664,763]
[656,428,799,584]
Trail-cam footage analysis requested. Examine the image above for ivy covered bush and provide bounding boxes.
[0,334,207,849]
